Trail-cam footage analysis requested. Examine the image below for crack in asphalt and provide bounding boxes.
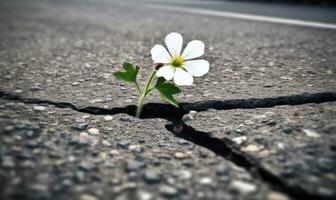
[1,91,335,120]
[1,90,336,200]
[165,121,335,200]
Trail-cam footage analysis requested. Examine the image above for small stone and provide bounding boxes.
[144,170,160,183]
[177,139,190,146]
[232,136,247,145]
[303,129,320,138]
[244,120,254,125]
[72,82,79,86]
[277,143,285,149]
[216,164,228,175]
[267,192,289,200]
[174,152,188,159]
[317,158,333,172]
[103,116,114,121]
[176,170,192,180]
[30,84,41,91]
[102,140,112,147]
[72,123,88,131]
[242,144,260,152]
[282,127,293,134]
[33,105,47,111]
[2,156,15,168]
[160,185,178,197]
[235,124,247,134]
[75,171,85,182]
[254,135,268,146]
[199,177,212,185]
[129,144,139,151]
[317,187,334,197]
[117,140,129,149]
[79,161,95,171]
[88,128,100,135]
[137,190,152,200]
[80,194,97,200]
[230,180,256,194]
[182,114,193,122]
[126,160,144,171]
[25,130,39,138]
[110,150,120,156]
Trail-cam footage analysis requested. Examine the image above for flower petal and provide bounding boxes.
[173,68,193,86]
[151,44,171,63]
[182,40,204,60]
[156,65,175,81]
[184,59,209,77]
[165,32,183,57]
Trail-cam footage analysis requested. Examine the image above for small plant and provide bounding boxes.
[113,32,210,118]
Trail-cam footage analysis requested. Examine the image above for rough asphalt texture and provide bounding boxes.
[0,0,335,199]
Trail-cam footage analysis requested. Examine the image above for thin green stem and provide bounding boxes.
[134,82,142,94]
[136,70,156,118]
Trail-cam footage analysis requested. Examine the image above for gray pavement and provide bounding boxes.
[0,99,272,200]
[147,0,336,23]
[183,103,336,199]
[0,0,335,199]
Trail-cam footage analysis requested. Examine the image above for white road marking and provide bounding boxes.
[148,4,336,30]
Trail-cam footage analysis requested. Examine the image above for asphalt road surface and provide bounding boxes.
[0,0,335,200]
[147,0,336,24]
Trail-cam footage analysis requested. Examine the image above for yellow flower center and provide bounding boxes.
[170,56,184,68]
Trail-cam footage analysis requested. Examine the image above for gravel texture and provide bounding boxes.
[0,99,273,200]
[0,0,335,108]
[183,102,336,198]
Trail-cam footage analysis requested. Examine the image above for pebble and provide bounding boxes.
[267,192,289,200]
[72,82,79,86]
[303,129,320,138]
[2,156,15,168]
[230,180,256,194]
[199,177,212,185]
[174,152,189,159]
[126,160,144,171]
[244,120,254,125]
[104,115,114,121]
[242,144,260,152]
[277,143,285,149]
[182,114,193,122]
[216,164,228,175]
[33,105,47,111]
[176,170,192,180]
[25,130,39,138]
[144,170,160,183]
[159,185,178,197]
[102,140,112,147]
[80,194,97,200]
[110,150,120,156]
[118,140,129,149]
[177,139,190,146]
[254,135,268,146]
[317,157,333,172]
[232,136,247,145]
[137,190,152,200]
[75,171,85,183]
[79,161,95,171]
[88,128,100,135]
[72,123,88,131]
[30,84,41,91]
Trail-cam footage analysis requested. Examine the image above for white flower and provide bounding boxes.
[151,32,210,86]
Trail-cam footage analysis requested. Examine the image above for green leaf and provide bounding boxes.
[113,62,139,84]
[155,77,181,107]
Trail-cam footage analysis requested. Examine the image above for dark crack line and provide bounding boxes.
[1,91,335,120]
[166,121,336,200]
[1,90,336,200]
